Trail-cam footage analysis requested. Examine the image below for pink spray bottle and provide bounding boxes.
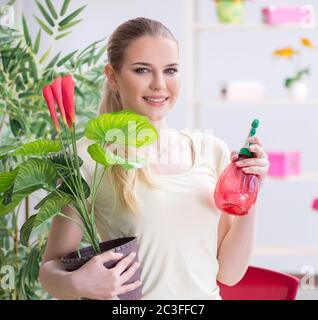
[214,119,260,216]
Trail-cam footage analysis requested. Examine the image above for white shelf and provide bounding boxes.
[194,23,318,32]
[253,245,318,256]
[196,99,318,108]
[274,172,318,182]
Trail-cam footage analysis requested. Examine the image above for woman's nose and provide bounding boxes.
[149,72,166,91]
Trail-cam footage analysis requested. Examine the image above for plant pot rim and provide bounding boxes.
[61,236,137,265]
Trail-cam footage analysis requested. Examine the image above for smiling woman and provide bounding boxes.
[39,17,269,300]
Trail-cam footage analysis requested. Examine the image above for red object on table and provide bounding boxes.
[312,198,318,211]
[218,266,299,300]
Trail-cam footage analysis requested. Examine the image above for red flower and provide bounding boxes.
[62,74,76,129]
[51,76,66,124]
[42,85,61,133]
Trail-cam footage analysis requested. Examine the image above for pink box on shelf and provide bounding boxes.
[267,152,301,177]
[262,6,315,27]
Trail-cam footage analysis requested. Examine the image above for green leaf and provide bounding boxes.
[57,50,77,67]
[54,31,71,40]
[20,192,71,245]
[9,117,26,137]
[13,158,57,196]
[59,5,86,27]
[60,0,71,16]
[35,194,71,227]
[296,68,310,78]
[34,191,57,210]
[0,170,18,193]
[0,145,19,159]
[58,175,91,199]
[77,38,106,58]
[0,194,24,218]
[39,47,51,64]
[34,15,53,35]
[84,109,158,147]
[35,0,55,27]
[2,185,13,206]
[22,15,32,47]
[33,29,41,54]
[28,56,38,81]
[58,18,82,32]
[13,139,62,156]
[45,51,61,69]
[20,214,36,246]
[285,77,296,88]
[18,91,37,99]
[87,143,145,170]
[49,152,83,177]
[74,74,96,88]
[87,143,115,167]
[45,0,58,19]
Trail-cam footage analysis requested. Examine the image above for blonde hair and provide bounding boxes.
[99,17,178,215]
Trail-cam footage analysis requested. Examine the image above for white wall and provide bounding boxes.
[11,0,318,274]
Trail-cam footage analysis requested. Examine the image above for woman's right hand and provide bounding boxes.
[71,251,142,300]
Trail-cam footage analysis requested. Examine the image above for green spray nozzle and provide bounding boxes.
[239,119,260,158]
[249,119,259,137]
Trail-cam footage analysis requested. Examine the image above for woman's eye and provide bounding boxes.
[165,68,178,75]
[134,68,149,74]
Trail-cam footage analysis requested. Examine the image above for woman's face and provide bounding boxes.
[107,35,180,121]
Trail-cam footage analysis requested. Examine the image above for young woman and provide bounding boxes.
[39,17,269,300]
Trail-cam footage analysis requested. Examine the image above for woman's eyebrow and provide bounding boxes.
[131,62,179,67]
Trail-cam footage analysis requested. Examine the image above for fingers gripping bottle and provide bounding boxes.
[214,119,260,216]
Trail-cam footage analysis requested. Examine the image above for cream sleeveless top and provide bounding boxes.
[77,129,231,300]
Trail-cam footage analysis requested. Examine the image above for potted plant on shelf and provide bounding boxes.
[0,74,158,300]
[272,38,315,101]
[213,0,254,24]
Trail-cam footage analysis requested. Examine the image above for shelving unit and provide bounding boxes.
[194,23,318,32]
[197,99,318,108]
[184,0,318,129]
[185,1,318,270]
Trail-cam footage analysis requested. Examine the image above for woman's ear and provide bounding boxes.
[104,64,118,91]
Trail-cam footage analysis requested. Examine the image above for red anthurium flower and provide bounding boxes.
[51,76,66,124]
[42,85,61,133]
[62,74,76,129]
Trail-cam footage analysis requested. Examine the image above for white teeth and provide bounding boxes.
[144,97,167,103]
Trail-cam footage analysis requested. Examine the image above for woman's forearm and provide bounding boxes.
[39,258,79,300]
[217,206,257,286]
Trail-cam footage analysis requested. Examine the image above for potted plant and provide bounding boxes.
[272,38,315,101]
[213,0,254,24]
[0,74,158,299]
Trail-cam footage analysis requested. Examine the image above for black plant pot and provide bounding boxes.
[61,237,141,300]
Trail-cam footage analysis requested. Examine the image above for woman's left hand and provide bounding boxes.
[231,136,269,180]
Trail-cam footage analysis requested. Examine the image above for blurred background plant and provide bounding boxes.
[0,0,106,299]
[272,37,315,90]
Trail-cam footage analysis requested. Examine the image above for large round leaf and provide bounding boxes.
[84,109,158,147]
[13,158,57,195]
[13,139,62,156]
[87,143,145,170]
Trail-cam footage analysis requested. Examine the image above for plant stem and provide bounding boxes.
[0,110,7,136]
